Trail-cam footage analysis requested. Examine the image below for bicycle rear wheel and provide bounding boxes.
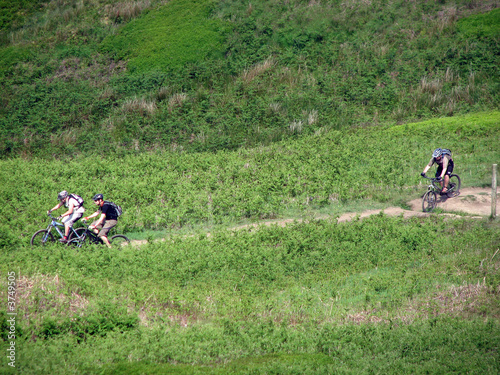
[422,191,437,212]
[31,230,55,246]
[110,234,130,248]
[447,174,461,197]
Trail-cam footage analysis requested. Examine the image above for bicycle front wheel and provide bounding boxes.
[67,238,83,249]
[422,191,437,212]
[31,230,55,246]
[110,235,130,248]
[69,227,86,240]
[447,174,461,197]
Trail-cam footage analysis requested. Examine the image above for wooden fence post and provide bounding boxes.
[492,164,497,219]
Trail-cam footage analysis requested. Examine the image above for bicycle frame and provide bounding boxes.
[423,175,459,194]
[43,214,83,241]
[69,221,104,247]
[45,217,65,239]
[426,178,442,193]
[80,226,103,244]
[421,174,460,212]
[67,220,130,248]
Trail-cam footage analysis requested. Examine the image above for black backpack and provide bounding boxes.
[105,201,122,217]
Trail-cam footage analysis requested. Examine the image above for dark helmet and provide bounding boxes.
[432,148,443,158]
[93,193,104,201]
[58,190,68,201]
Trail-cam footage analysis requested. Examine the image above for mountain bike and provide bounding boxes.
[31,213,85,246]
[421,174,461,212]
[66,220,130,249]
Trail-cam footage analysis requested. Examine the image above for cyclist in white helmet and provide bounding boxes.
[421,148,454,194]
[48,190,85,243]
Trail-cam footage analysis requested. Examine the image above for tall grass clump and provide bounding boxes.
[104,0,153,24]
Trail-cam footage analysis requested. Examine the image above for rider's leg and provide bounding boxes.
[99,236,112,248]
[442,174,450,192]
[62,212,82,240]
[441,162,453,193]
[435,165,446,192]
[61,215,74,242]
[91,220,101,235]
[97,220,117,248]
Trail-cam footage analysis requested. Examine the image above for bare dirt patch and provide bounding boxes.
[408,187,497,216]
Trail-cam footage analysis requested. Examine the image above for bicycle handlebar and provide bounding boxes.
[47,213,58,220]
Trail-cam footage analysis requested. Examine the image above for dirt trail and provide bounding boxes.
[236,187,495,231]
[409,187,496,217]
[130,187,497,246]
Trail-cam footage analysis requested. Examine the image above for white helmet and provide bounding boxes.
[58,190,68,201]
[432,148,442,158]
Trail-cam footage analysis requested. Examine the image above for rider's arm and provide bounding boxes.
[90,213,106,229]
[48,202,62,214]
[83,211,100,221]
[61,200,75,218]
[422,158,434,174]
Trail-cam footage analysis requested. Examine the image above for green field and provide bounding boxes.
[1,0,499,373]
[0,111,499,238]
[1,111,499,373]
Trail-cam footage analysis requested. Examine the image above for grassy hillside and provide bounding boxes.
[1,1,499,373]
[1,126,500,371]
[0,0,499,158]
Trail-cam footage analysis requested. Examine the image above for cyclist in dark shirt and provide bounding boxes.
[421,148,454,194]
[83,194,118,248]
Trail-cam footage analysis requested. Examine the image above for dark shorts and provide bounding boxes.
[91,220,117,238]
[436,160,454,177]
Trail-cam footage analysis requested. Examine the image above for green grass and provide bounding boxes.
[0,0,46,36]
[101,0,229,73]
[386,110,500,136]
[2,216,499,374]
[1,2,499,373]
[457,7,500,38]
[0,110,498,242]
[0,108,499,371]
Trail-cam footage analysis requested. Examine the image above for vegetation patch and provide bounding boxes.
[101,0,229,73]
[1,2,499,374]
[2,216,499,373]
[457,7,500,38]
[386,110,500,136]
